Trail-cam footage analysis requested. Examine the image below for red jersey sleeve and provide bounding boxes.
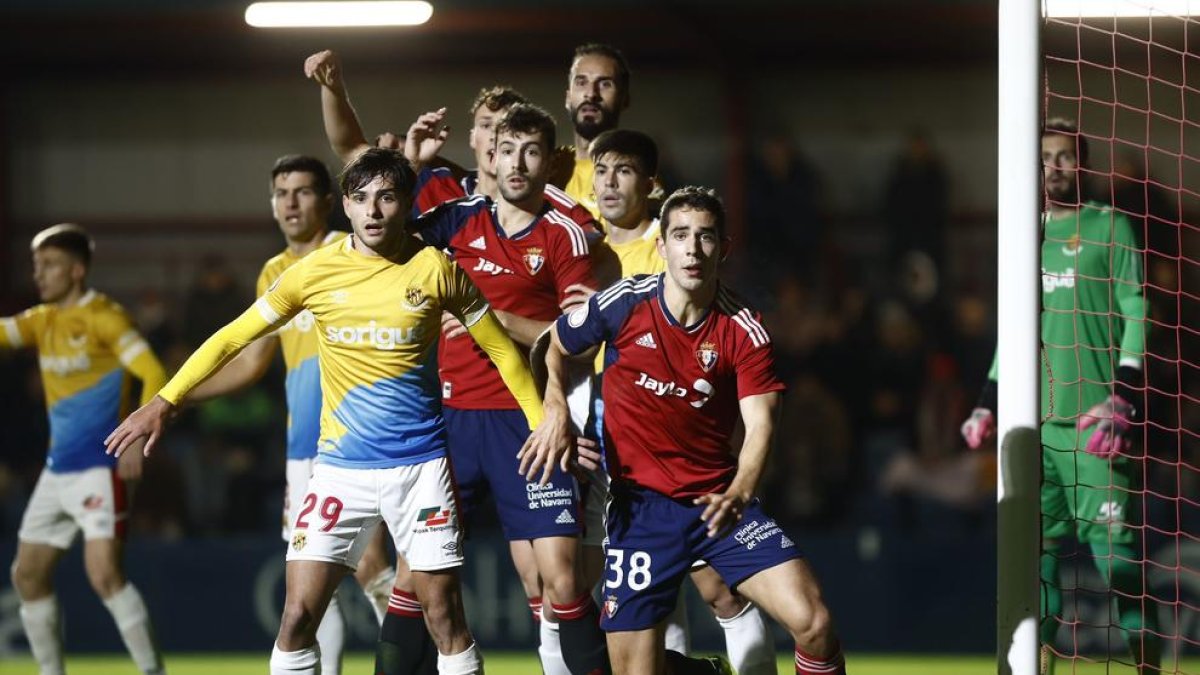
[544,211,598,306]
[732,309,786,399]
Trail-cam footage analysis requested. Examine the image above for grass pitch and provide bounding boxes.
[2,653,1196,674]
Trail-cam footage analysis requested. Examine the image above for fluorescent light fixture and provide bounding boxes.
[1045,0,1197,17]
[245,1,433,27]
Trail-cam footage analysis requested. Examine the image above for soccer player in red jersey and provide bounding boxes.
[413,102,610,675]
[523,187,848,675]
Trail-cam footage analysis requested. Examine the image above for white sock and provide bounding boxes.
[270,643,321,675]
[717,602,775,675]
[19,595,64,675]
[361,568,392,625]
[315,592,345,675]
[664,585,690,655]
[537,613,570,675]
[437,642,483,675]
[102,584,164,675]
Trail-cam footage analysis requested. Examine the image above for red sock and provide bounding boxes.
[528,595,543,624]
[387,588,423,618]
[795,645,846,674]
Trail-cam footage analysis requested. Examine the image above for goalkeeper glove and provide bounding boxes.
[961,378,997,449]
[1076,365,1142,460]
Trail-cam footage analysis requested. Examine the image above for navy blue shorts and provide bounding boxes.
[444,407,581,541]
[599,484,802,632]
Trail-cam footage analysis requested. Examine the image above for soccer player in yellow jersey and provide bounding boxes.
[4,224,168,675]
[182,155,393,675]
[108,148,542,675]
[579,130,777,675]
[561,44,631,218]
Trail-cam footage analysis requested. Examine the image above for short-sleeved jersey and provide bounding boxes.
[256,231,348,460]
[412,166,597,228]
[1041,202,1146,422]
[0,291,150,472]
[418,194,598,409]
[556,274,785,498]
[564,156,599,219]
[257,237,490,469]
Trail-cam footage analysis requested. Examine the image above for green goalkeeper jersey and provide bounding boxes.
[988,201,1147,423]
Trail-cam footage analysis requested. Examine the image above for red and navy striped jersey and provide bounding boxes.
[412,166,595,227]
[416,194,598,409]
[555,274,785,498]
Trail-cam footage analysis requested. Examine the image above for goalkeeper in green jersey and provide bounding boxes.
[961,118,1159,674]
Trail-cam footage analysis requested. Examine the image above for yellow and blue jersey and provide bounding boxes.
[606,219,665,277]
[160,237,541,470]
[257,231,347,460]
[0,291,166,473]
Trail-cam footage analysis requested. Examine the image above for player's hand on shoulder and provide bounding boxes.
[404,108,450,170]
[560,283,596,312]
[517,398,573,486]
[960,407,996,450]
[105,395,174,459]
[304,49,344,92]
[441,311,467,339]
[695,490,748,539]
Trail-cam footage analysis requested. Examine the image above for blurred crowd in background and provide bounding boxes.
[0,128,1195,553]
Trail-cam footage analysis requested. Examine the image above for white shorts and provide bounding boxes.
[18,466,128,549]
[286,458,462,572]
[283,457,317,541]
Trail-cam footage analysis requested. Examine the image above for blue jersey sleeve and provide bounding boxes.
[413,195,486,250]
[556,274,656,355]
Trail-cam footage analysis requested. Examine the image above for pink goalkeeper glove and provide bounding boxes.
[1077,395,1135,459]
[960,407,996,449]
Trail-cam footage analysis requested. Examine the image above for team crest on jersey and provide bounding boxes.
[291,531,307,551]
[604,594,620,618]
[1062,234,1082,256]
[417,506,451,527]
[695,342,719,372]
[402,286,430,311]
[523,247,545,275]
[65,318,88,349]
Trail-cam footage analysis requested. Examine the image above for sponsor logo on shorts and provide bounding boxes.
[417,506,452,527]
[82,495,104,510]
[555,509,576,525]
[291,531,307,551]
[781,534,795,549]
[442,541,460,554]
[695,341,719,372]
[1098,501,1125,527]
[526,482,574,510]
[604,594,619,618]
[733,519,784,551]
[523,247,545,275]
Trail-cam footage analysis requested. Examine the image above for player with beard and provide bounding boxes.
[961,119,1157,675]
[559,43,632,218]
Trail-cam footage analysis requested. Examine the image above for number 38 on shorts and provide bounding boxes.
[605,548,653,591]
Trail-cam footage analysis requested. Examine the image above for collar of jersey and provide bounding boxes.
[490,199,553,241]
[655,273,713,333]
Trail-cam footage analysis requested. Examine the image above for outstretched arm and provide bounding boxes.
[304,49,370,164]
[696,392,781,538]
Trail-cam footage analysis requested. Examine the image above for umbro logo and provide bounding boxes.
[555,509,576,525]
[781,535,794,549]
[635,332,657,349]
[468,236,486,250]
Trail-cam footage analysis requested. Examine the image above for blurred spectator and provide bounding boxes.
[746,130,825,284]
[182,254,247,349]
[885,129,949,275]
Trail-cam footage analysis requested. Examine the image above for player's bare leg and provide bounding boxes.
[376,557,437,675]
[533,535,610,674]
[353,524,393,622]
[410,566,484,673]
[735,559,845,675]
[273,560,348,674]
[510,539,569,675]
[606,623,667,675]
[82,538,164,675]
[690,565,774,675]
[12,542,67,675]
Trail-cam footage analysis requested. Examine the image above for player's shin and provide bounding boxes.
[271,642,321,675]
[376,589,438,675]
[101,583,164,675]
[1090,541,1162,671]
[18,594,65,675]
[537,602,571,675]
[315,592,345,675]
[551,592,612,674]
[716,602,775,675]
